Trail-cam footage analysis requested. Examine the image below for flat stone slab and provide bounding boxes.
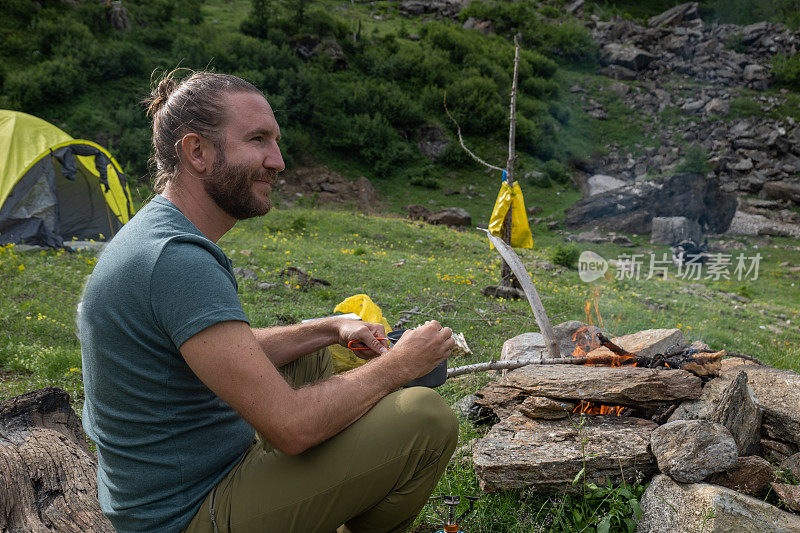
[473,414,657,493]
[477,365,701,413]
[638,474,800,532]
[586,328,687,360]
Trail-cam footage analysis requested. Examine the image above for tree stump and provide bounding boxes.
[0,387,112,532]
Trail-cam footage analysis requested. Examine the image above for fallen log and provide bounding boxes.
[0,387,112,532]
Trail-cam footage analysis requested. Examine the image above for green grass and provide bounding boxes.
[2,189,799,530]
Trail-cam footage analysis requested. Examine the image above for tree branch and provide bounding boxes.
[447,357,586,378]
[443,92,505,172]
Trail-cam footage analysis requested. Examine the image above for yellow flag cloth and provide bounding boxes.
[329,294,392,373]
[488,181,533,248]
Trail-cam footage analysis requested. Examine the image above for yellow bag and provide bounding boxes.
[488,181,533,249]
[329,294,393,374]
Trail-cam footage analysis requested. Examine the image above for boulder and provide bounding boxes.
[427,207,471,227]
[764,181,800,205]
[708,370,762,456]
[565,173,737,234]
[782,453,800,480]
[587,174,626,196]
[704,97,730,116]
[517,396,577,419]
[762,439,799,463]
[650,420,738,483]
[743,64,769,81]
[731,366,800,447]
[637,474,800,532]
[416,125,449,161]
[771,483,800,512]
[500,333,546,367]
[552,320,604,358]
[707,456,776,496]
[648,2,700,28]
[473,414,657,492]
[407,204,431,221]
[650,216,703,245]
[600,43,656,71]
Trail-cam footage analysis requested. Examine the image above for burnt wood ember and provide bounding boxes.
[595,332,724,377]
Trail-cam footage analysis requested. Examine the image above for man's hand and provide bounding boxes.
[335,319,388,358]
[388,320,454,380]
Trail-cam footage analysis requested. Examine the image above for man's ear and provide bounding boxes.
[178,133,215,174]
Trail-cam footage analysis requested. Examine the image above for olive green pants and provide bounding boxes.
[183,349,458,533]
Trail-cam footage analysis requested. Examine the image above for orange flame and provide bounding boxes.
[570,288,632,416]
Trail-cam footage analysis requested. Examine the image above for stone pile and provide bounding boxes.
[574,2,800,232]
[464,324,800,530]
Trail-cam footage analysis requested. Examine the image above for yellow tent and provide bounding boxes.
[0,110,134,247]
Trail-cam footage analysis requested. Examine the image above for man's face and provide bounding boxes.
[203,91,285,220]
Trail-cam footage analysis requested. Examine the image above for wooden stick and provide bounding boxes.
[442,92,505,172]
[482,229,561,359]
[501,37,521,288]
[447,357,588,378]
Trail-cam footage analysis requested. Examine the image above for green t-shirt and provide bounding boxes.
[80,195,255,533]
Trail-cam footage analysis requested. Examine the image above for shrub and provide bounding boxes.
[445,75,506,134]
[82,40,147,80]
[4,57,87,111]
[459,1,538,33]
[550,244,579,268]
[724,33,748,53]
[527,22,599,65]
[542,159,570,184]
[677,145,711,175]
[772,53,800,90]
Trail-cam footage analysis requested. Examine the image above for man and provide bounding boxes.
[79,70,458,533]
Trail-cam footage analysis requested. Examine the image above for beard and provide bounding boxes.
[203,154,276,220]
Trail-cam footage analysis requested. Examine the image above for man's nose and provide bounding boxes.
[266,142,285,173]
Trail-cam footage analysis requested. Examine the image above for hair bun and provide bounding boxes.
[144,73,179,118]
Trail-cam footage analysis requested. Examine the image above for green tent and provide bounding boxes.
[0,110,134,248]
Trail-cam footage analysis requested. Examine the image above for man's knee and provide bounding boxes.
[390,387,458,453]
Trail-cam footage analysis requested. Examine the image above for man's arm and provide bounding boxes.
[180,320,453,456]
[251,318,389,367]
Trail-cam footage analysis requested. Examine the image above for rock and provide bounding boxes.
[407,204,431,221]
[709,370,762,456]
[416,125,449,161]
[587,174,626,196]
[648,2,700,28]
[517,396,577,419]
[651,420,738,483]
[742,21,771,45]
[730,366,800,447]
[565,0,584,14]
[500,333,546,367]
[481,284,525,300]
[782,453,800,480]
[743,64,769,81]
[608,81,630,97]
[704,97,730,116]
[599,64,638,80]
[650,216,703,245]
[565,173,737,235]
[526,205,543,216]
[771,483,800,512]
[427,207,471,227]
[764,181,800,205]
[473,414,657,492]
[571,229,609,243]
[611,235,635,246]
[586,328,688,361]
[708,456,776,496]
[762,439,799,463]
[354,176,378,205]
[600,43,656,71]
[731,158,754,172]
[109,1,130,31]
[255,282,276,290]
[278,266,330,289]
[638,474,800,532]
[552,320,604,359]
[452,394,478,418]
[233,267,258,280]
[475,365,701,414]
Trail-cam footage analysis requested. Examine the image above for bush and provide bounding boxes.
[459,1,538,33]
[772,53,800,90]
[526,22,599,64]
[82,40,147,80]
[724,33,748,53]
[445,75,506,134]
[4,56,87,111]
[550,244,579,268]
[677,145,711,175]
[542,159,570,184]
